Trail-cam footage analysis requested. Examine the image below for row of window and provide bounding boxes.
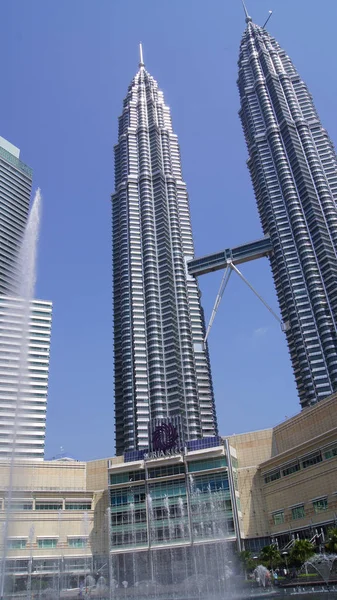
[110,475,230,508]
[111,518,236,548]
[7,537,88,550]
[109,456,229,486]
[189,457,227,473]
[272,497,329,525]
[264,443,337,484]
[2,502,92,511]
[148,463,185,479]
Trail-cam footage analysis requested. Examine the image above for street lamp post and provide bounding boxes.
[281,551,288,576]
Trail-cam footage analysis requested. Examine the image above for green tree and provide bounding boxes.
[259,544,281,570]
[325,527,337,553]
[289,539,315,567]
[238,550,256,576]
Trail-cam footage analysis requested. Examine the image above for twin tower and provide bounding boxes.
[112,13,337,454]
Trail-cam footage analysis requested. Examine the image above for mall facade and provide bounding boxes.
[0,392,336,592]
[107,436,240,587]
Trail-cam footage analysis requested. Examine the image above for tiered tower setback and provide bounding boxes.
[238,10,337,407]
[112,49,217,454]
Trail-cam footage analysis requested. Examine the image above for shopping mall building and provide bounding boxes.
[1,392,336,592]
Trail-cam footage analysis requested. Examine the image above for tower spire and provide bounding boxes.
[139,43,144,67]
[241,0,252,23]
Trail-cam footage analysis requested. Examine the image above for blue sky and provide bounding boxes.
[1,0,337,460]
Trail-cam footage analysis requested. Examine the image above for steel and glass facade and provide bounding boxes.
[108,441,241,587]
[0,297,52,460]
[0,137,32,296]
[112,60,217,453]
[238,16,337,408]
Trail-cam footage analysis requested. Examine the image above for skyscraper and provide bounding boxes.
[0,136,52,459]
[238,7,337,408]
[0,297,52,460]
[112,48,217,454]
[0,136,32,295]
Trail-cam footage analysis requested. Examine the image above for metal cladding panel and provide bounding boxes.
[124,450,146,463]
[186,436,223,451]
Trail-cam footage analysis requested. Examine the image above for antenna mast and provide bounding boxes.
[241,0,252,23]
[262,10,273,29]
[139,43,144,67]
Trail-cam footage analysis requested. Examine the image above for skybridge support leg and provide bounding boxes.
[204,265,232,343]
[230,262,283,326]
[203,261,286,344]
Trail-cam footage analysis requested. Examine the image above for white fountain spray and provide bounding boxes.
[15,188,41,299]
[178,496,185,538]
[0,189,42,599]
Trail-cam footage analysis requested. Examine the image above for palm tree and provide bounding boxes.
[325,527,337,553]
[238,550,255,577]
[259,544,281,571]
[289,539,315,567]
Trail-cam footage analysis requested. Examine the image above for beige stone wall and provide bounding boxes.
[271,393,337,456]
[90,489,110,556]
[86,458,110,491]
[261,453,337,536]
[4,507,94,559]
[0,460,97,561]
[259,409,337,537]
[0,458,115,561]
[227,394,337,541]
[228,429,274,467]
[228,429,273,540]
[243,393,337,539]
[86,458,113,556]
[0,460,87,492]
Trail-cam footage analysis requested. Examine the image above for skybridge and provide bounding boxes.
[187,235,287,342]
[187,235,273,276]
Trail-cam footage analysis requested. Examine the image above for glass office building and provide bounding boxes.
[112,53,217,453]
[238,13,337,408]
[0,137,32,295]
[0,136,53,459]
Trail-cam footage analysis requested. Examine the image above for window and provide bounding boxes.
[110,485,146,507]
[282,462,300,477]
[231,456,239,469]
[291,505,305,520]
[148,464,185,479]
[148,479,187,499]
[324,445,337,460]
[110,470,145,485]
[68,538,88,548]
[192,472,229,493]
[4,501,33,510]
[38,539,57,549]
[65,503,92,511]
[313,498,328,513]
[111,509,146,526]
[111,530,147,547]
[264,470,281,484]
[188,457,227,473]
[8,539,27,549]
[302,452,322,469]
[233,469,239,490]
[35,503,62,511]
[272,511,284,525]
